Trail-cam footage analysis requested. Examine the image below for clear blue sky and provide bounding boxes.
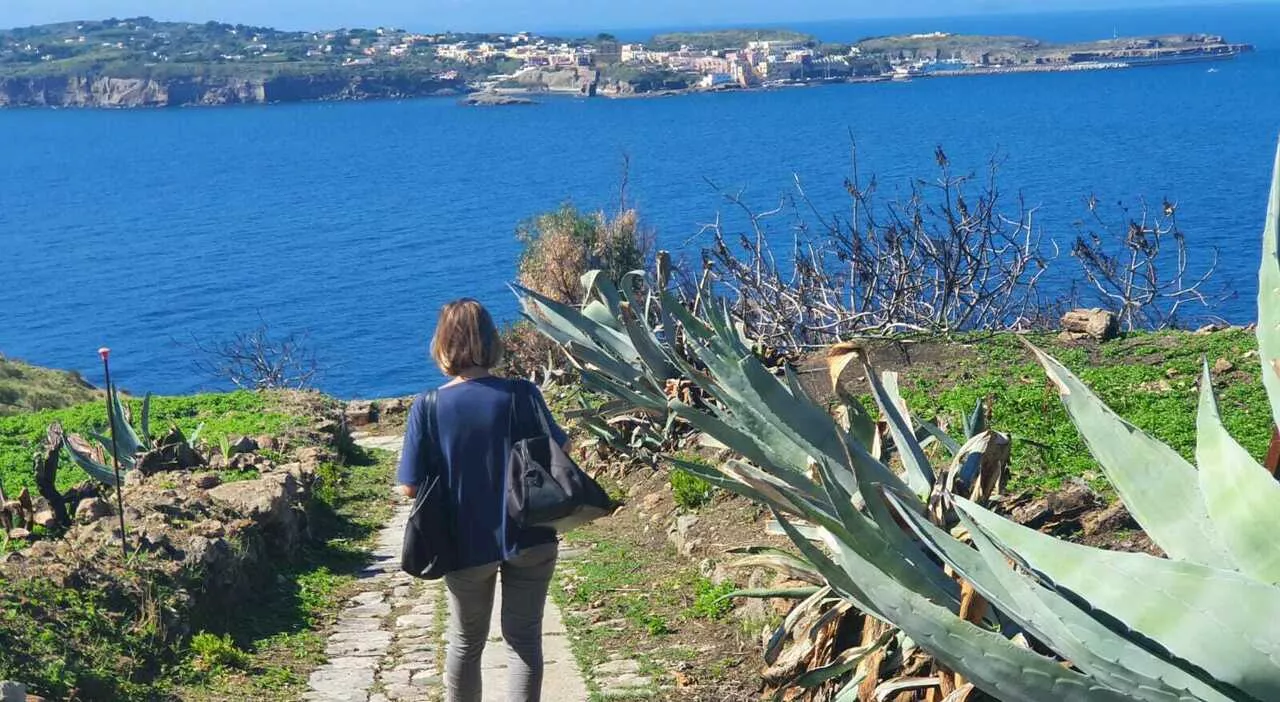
[0,0,1246,33]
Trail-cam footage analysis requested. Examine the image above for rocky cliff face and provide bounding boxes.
[0,73,463,108]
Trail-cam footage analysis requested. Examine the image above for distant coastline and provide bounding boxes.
[0,17,1254,108]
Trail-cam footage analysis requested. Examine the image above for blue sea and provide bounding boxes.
[1,3,1279,399]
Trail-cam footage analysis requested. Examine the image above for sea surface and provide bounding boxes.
[2,4,1279,398]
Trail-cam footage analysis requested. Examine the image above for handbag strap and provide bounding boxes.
[420,389,442,484]
[508,379,552,439]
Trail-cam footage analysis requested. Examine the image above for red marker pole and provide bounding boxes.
[99,348,129,560]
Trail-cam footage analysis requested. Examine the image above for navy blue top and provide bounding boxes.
[396,376,569,569]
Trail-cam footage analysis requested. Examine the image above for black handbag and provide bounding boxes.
[506,381,615,532]
[401,390,457,579]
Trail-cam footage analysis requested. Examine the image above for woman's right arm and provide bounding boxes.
[396,395,430,498]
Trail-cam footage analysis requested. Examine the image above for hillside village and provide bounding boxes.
[0,16,1253,104]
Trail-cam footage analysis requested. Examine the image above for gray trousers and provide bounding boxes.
[443,543,559,702]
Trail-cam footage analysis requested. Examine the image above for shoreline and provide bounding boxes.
[0,45,1255,110]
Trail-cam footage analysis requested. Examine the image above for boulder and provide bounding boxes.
[1059,308,1119,342]
[193,473,222,490]
[1213,358,1235,374]
[206,472,307,549]
[6,528,31,542]
[345,400,377,427]
[74,497,111,524]
[33,510,57,530]
[229,436,259,455]
[667,515,700,555]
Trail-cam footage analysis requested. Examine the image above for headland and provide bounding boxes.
[0,18,1254,108]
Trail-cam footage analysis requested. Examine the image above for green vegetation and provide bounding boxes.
[187,632,251,673]
[669,454,714,509]
[170,450,396,700]
[886,329,1271,495]
[0,442,396,701]
[648,29,815,51]
[0,17,486,82]
[514,144,1280,701]
[688,577,737,620]
[0,390,302,494]
[0,355,97,415]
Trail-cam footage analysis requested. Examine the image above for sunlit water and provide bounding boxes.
[2,4,1278,397]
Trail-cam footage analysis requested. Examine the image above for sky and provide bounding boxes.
[0,0,1253,33]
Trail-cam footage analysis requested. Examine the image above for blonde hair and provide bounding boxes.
[431,298,503,376]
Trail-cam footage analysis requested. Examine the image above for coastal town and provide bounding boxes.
[0,17,1256,106]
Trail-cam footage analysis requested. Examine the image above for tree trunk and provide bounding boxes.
[35,423,71,527]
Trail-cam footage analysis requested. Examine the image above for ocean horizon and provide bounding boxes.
[1,3,1278,399]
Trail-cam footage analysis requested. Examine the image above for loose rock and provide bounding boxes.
[1059,308,1119,342]
[74,497,111,524]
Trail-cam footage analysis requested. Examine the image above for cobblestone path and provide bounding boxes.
[303,434,588,702]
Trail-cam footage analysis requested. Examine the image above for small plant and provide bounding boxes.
[688,578,737,620]
[188,632,250,672]
[670,455,714,510]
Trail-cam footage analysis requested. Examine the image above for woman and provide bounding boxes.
[396,298,568,702]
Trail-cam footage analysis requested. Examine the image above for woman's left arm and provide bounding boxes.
[396,395,430,498]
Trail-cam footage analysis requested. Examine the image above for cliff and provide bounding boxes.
[0,72,466,108]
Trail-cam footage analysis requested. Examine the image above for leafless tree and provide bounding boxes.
[1070,195,1225,330]
[188,318,321,390]
[702,144,1059,350]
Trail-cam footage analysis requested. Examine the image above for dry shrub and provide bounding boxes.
[505,203,651,381]
[516,204,649,305]
[498,320,563,382]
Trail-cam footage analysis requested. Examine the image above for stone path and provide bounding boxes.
[304,434,588,702]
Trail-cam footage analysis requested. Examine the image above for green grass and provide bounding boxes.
[0,390,304,495]
[0,356,98,415]
[0,442,396,701]
[687,578,737,621]
[877,329,1272,495]
[171,449,397,699]
[669,453,715,510]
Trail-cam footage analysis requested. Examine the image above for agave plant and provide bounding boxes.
[61,388,204,486]
[515,145,1280,700]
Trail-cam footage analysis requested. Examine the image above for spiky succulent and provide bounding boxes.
[514,144,1280,701]
[61,389,204,486]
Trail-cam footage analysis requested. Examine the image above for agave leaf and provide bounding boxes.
[891,490,1231,702]
[719,586,823,601]
[863,363,934,499]
[664,456,781,508]
[666,402,823,501]
[917,418,962,457]
[581,270,624,319]
[956,496,1280,702]
[108,386,143,463]
[563,340,645,388]
[1258,141,1280,431]
[726,552,825,585]
[791,628,895,689]
[765,585,834,664]
[874,678,941,701]
[89,430,136,470]
[1027,344,1233,569]
[581,299,617,329]
[576,364,667,412]
[62,436,120,486]
[1196,360,1280,585]
[773,512,1128,702]
[617,299,678,384]
[824,453,960,607]
[515,283,637,365]
[188,422,205,446]
[965,397,986,438]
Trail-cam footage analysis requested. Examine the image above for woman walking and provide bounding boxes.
[397,298,568,702]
